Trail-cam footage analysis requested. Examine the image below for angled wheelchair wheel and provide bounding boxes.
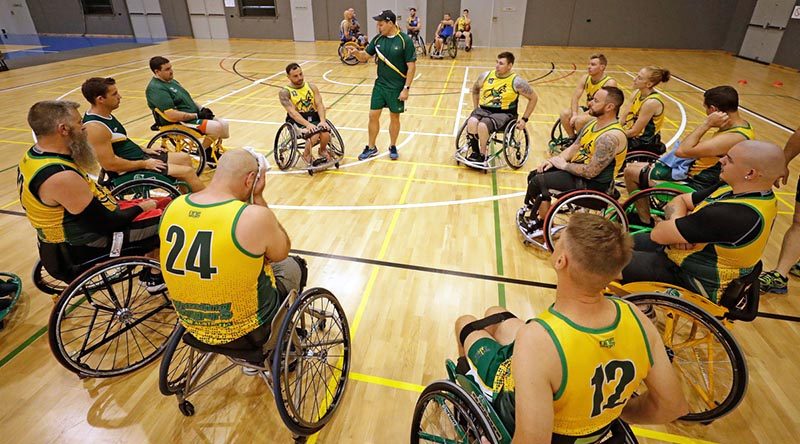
[617,150,660,189]
[625,293,747,423]
[273,287,351,436]
[621,187,681,235]
[502,123,529,169]
[33,260,67,296]
[543,190,627,252]
[325,120,345,159]
[274,122,300,171]
[147,129,205,176]
[339,42,361,65]
[411,380,499,444]
[48,256,178,378]
[454,120,470,162]
[158,324,215,396]
[548,117,573,155]
[110,178,181,201]
[413,34,426,56]
[447,37,458,58]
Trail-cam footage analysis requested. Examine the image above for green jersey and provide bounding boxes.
[82,112,146,161]
[365,31,416,90]
[146,77,200,126]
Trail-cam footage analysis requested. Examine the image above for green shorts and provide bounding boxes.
[371,84,405,113]
[648,161,673,181]
[466,337,514,397]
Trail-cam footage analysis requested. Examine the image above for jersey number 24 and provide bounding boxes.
[164,225,219,280]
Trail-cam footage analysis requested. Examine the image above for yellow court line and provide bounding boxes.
[0,139,32,146]
[0,126,30,133]
[349,372,426,392]
[433,58,458,117]
[325,168,525,192]
[0,200,19,210]
[630,427,717,444]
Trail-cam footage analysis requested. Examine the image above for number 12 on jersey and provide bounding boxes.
[164,225,219,279]
[590,360,636,417]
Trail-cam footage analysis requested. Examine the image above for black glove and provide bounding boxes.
[197,107,215,120]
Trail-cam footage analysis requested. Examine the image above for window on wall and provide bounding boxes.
[80,0,114,15]
[240,0,278,17]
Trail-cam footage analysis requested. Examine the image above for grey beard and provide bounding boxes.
[70,136,97,172]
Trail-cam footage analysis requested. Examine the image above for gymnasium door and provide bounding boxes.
[738,0,796,63]
[365,0,427,36]
[460,0,527,48]
[0,0,37,36]
[187,0,229,39]
[126,0,168,40]
[290,0,314,41]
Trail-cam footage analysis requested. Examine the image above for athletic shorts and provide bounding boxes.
[469,108,516,134]
[371,84,405,113]
[466,337,515,398]
[148,150,169,175]
[180,119,209,134]
[646,161,673,182]
[286,112,321,127]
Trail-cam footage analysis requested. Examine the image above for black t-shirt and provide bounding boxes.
[674,182,764,246]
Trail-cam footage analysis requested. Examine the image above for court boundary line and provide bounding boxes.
[620,70,687,147]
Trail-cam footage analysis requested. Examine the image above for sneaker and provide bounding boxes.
[358,146,378,161]
[139,269,167,293]
[389,145,398,160]
[205,147,217,169]
[790,262,800,278]
[759,270,788,294]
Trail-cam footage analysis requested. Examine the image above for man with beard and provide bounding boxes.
[278,63,331,165]
[520,86,628,237]
[81,77,204,191]
[559,54,618,141]
[18,101,166,291]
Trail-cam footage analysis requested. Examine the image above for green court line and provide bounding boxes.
[0,325,47,369]
[491,170,506,307]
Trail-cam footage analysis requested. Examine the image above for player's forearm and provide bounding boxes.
[286,108,311,127]
[101,155,148,173]
[164,109,197,122]
[621,392,686,425]
[405,64,416,88]
[675,123,711,158]
[521,93,537,121]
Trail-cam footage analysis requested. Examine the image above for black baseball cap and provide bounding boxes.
[373,10,396,23]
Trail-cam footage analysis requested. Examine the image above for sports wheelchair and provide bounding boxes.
[32,177,181,296]
[606,260,762,423]
[339,40,368,65]
[273,120,345,175]
[411,359,638,443]
[0,272,22,330]
[409,32,426,56]
[454,118,529,173]
[429,35,457,59]
[148,110,226,175]
[158,287,351,443]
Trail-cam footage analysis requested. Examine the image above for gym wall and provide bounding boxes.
[159,0,193,37]
[223,1,293,39]
[425,0,460,43]
[25,0,134,35]
[773,3,800,69]
[312,0,367,41]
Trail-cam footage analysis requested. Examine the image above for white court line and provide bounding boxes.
[453,66,470,137]
[621,71,687,147]
[322,69,420,87]
[671,75,793,134]
[202,61,311,106]
[267,133,415,175]
[226,118,454,138]
[271,191,525,211]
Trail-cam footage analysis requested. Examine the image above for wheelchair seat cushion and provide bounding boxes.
[182,322,270,364]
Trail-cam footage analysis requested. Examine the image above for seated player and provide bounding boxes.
[624,86,754,197]
[432,13,455,58]
[406,7,421,37]
[619,66,670,154]
[341,8,367,47]
[465,52,538,163]
[20,101,166,291]
[558,54,617,142]
[454,9,472,51]
[81,77,204,192]
[621,140,783,302]
[279,62,332,165]
[520,86,627,236]
[146,56,230,166]
[454,213,688,442]
[159,149,307,361]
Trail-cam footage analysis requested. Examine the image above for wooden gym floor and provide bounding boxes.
[0,38,799,443]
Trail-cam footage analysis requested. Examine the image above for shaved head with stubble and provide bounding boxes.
[720,140,785,190]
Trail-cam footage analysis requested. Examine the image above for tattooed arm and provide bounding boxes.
[513,76,538,129]
[472,71,489,109]
[279,89,314,129]
[561,132,621,179]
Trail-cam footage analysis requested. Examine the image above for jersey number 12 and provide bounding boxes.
[590,360,636,417]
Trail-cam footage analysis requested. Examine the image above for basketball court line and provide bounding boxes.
[619,69,687,147]
[321,69,420,86]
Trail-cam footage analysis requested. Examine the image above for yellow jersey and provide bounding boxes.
[584,75,614,105]
[573,120,628,185]
[285,82,316,114]
[455,16,469,32]
[479,70,520,111]
[533,298,652,437]
[159,195,280,345]
[625,90,665,140]
[688,122,755,182]
[666,185,776,302]
[17,146,117,244]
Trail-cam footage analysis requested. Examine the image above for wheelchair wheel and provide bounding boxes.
[543,190,627,252]
[413,34,426,56]
[110,178,181,201]
[411,380,499,444]
[621,187,681,235]
[339,41,360,65]
[617,150,660,189]
[273,287,351,436]
[548,118,573,155]
[502,122,529,169]
[158,324,214,395]
[48,256,178,378]
[32,260,67,296]
[447,37,458,58]
[147,129,205,176]
[625,293,748,423]
[325,119,345,159]
[274,122,300,171]
[454,120,470,162]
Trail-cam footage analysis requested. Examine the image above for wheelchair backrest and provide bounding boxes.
[718,261,761,322]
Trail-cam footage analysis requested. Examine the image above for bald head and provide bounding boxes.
[721,140,785,189]
[213,149,259,181]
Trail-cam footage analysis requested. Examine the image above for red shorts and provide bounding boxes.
[119,197,172,221]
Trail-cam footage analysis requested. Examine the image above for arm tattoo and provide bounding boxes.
[472,72,488,95]
[564,133,618,179]
[514,77,533,96]
[664,201,678,220]
[278,90,293,110]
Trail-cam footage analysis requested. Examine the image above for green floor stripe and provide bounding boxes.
[328,79,365,109]
[491,170,506,307]
[0,325,47,369]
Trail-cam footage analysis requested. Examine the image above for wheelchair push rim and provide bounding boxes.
[48,256,178,378]
[543,189,628,252]
[625,292,748,423]
[273,287,351,436]
[411,380,500,444]
[274,122,300,171]
[33,260,68,296]
[147,129,206,176]
[620,187,681,236]
[339,41,361,65]
[110,177,182,201]
[501,123,529,170]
